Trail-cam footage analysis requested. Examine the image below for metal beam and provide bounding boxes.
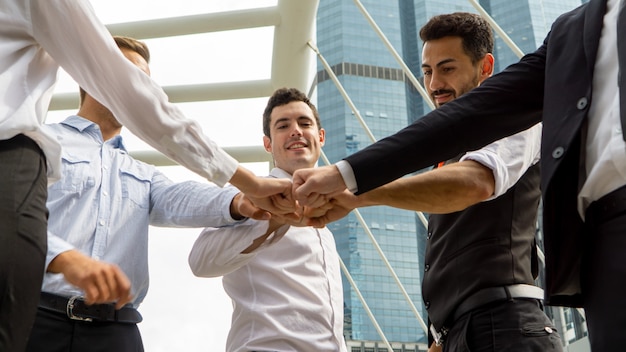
[270,0,319,92]
[106,7,281,39]
[49,79,275,111]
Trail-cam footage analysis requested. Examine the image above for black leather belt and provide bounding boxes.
[39,292,142,324]
[586,185,626,226]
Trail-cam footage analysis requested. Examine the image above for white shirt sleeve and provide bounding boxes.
[188,220,290,277]
[28,0,237,186]
[336,160,358,193]
[460,123,542,200]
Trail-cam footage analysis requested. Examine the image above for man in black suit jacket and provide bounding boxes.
[293,0,624,350]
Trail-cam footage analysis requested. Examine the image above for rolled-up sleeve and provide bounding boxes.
[460,123,542,199]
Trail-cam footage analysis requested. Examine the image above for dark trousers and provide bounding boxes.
[583,189,626,351]
[443,299,563,352]
[26,308,144,352]
[0,135,48,352]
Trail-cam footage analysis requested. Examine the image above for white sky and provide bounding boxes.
[46,1,280,350]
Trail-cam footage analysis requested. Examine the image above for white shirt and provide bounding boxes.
[339,124,542,200]
[579,0,625,218]
[0,0,237,185]
[189,168,346,352]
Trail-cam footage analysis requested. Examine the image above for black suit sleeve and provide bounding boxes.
[345,44,547,195]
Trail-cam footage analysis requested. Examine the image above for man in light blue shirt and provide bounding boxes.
[26,36,260,352]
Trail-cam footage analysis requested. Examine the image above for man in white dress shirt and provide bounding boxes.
[0,1,293,350]
[189,88,346,352]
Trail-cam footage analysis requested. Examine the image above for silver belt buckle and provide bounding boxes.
[66,296,92,322]
[430,324,447,346]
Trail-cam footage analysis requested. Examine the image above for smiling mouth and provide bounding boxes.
[287,143,307,150]
[432,91,454,105]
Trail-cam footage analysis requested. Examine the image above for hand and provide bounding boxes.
[292,165,347,207]
[229,192,271,221]
[271,208,311,228]
[303,189,359,228]
[48,250,132,309]
[246,177,300,221]
[428,343,443,352]
[229,167,298,219]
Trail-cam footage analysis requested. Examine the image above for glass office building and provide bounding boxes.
[316,0,588,348]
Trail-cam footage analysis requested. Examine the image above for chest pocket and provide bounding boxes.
[119,163,152,209]
[50,152,96,193]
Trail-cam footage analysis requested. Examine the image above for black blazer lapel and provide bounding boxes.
[583,0,608,75]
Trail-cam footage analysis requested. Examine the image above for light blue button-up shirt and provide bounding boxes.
[41,116,241,307]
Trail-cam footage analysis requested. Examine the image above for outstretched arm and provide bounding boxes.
[358,160,495,213]
[306,160,495,227]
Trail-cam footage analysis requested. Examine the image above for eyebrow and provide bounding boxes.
[421,58,457,69]
[273,116,314,127]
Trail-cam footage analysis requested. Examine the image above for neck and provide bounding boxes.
[77,101,122,141]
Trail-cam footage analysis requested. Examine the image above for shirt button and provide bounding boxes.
[545,326,553,334]
[577,97,588,110]
[424,264,430,272]
[103,191,108,197]
[552,147,564,159]
[99,220,105,226]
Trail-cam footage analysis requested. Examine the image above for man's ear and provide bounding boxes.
[319,128,326,147]
[263,135,272,153]
[481,53,495,78]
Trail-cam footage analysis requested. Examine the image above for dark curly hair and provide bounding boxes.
[419,12,494,64]
[262,88,321,138]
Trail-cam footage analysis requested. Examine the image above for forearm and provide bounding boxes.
[360,161,495,214]
[189,220,287,277]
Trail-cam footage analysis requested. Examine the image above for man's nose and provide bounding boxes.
[428,73,444,91]
[290,125,303,136]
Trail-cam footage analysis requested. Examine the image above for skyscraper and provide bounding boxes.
[316,0,588,349]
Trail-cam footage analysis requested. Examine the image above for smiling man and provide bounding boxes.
[188,88,346,352]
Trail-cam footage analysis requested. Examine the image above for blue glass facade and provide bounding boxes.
[317,0,427,343]
[316,0,588,346]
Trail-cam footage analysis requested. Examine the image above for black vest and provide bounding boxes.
[423,161,541,330]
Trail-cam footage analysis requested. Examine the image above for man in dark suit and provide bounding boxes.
[293,0,624,350]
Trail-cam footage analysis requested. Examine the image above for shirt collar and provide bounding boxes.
[269,167,292,179]
[60,115,127,151]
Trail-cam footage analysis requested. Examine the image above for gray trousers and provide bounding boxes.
[0,134,48,352]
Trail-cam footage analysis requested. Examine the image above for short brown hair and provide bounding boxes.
[262,88,321,138]
[79,36,150,104]
[419,12,494,64]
